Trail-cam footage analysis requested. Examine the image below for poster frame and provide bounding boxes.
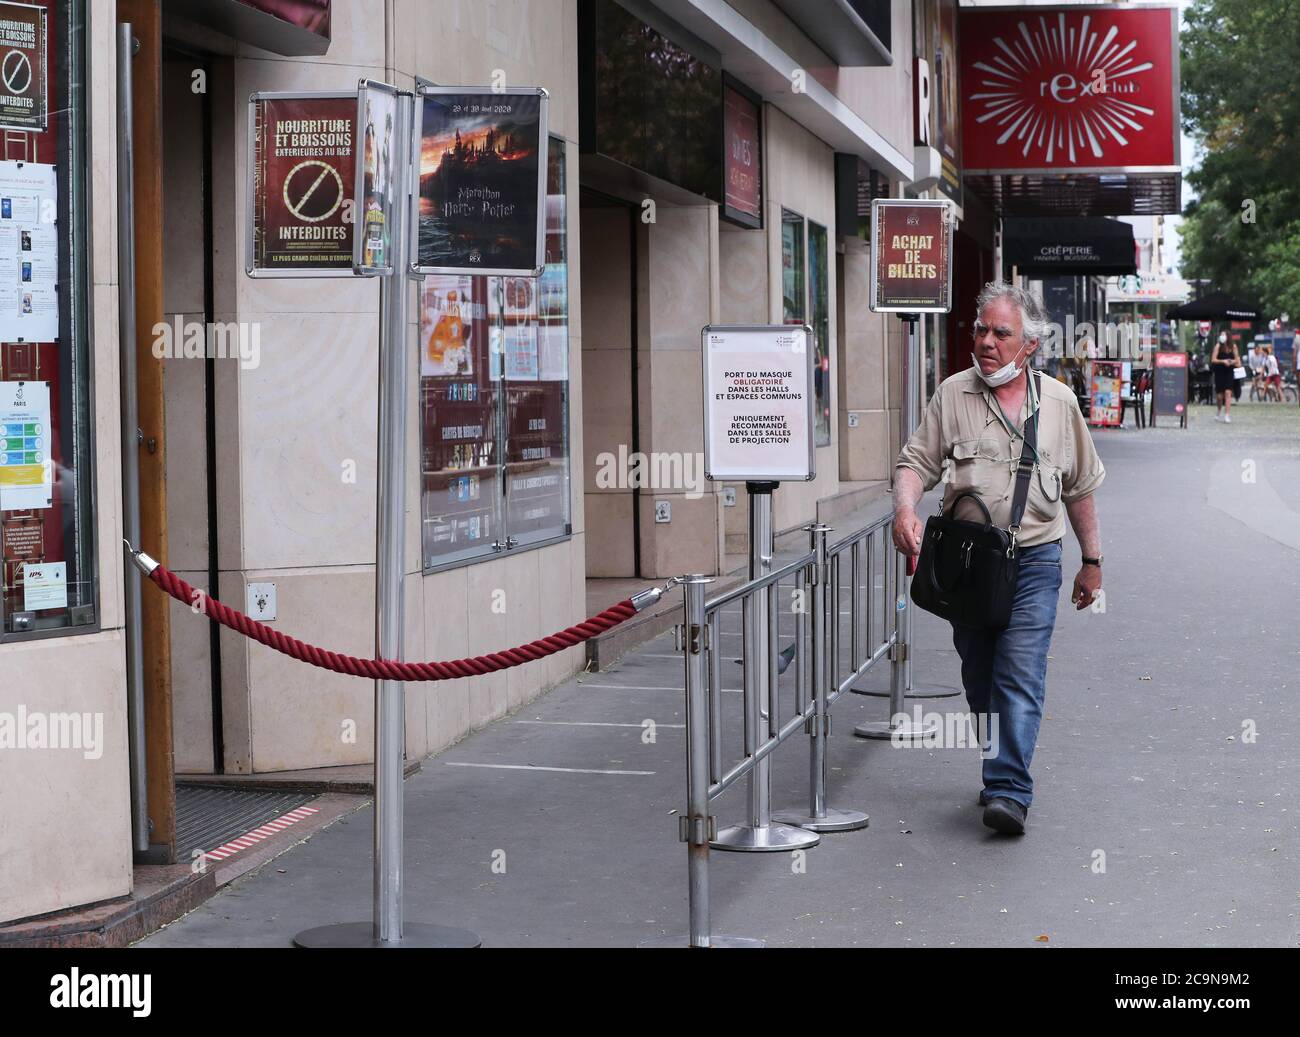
[0,0,47,134]
[410,84,549,279]
[245,89,360,280]
[869,198,954,314]
[353,78,402,276]
[701,323,816,484]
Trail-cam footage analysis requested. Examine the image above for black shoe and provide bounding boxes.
[982,797,1028,835]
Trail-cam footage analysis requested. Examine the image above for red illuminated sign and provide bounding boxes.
[869,199,953,313]
[959,5,1178,172]
[722,81,762,228]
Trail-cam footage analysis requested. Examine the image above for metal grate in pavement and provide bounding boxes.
[174,785,316,861]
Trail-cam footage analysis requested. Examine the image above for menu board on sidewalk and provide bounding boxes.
[1152,350,1188,424]
[248,91,357,277]
[703,324,815,482]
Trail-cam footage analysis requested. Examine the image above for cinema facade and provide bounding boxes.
[0,0,1002,928]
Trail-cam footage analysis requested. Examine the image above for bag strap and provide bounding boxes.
[1007,372,1041,544]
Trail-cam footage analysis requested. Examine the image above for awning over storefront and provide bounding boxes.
[1166,292,1262,322]
[163,0,331,56]
[1004,217,1137,276]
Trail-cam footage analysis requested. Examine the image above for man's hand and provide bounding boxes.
[1071,565,1101,611]
[893,505,923,557]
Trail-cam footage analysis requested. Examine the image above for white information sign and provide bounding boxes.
[703,324,815,482]
[22,559,65,611]
[0,378,50,509]
[0,159,57,341]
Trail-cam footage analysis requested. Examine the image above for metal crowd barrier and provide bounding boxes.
[667,515,900,948]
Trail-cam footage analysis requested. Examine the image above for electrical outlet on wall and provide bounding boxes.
[247,582,277,622]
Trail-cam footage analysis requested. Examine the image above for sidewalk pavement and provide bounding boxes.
[141,405,1300,947]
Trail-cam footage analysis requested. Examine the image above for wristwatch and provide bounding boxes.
[1082,556,1103,567]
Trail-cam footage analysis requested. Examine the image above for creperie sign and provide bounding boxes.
[959,5,1178,171]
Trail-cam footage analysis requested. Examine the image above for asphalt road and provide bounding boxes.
[142,399,1300,948]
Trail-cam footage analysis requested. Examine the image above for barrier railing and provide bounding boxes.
[665,516,900,948]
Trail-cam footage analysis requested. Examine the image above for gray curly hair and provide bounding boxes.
[975,281,1051,344]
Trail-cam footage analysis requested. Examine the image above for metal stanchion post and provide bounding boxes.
[295,91,477,948]
[713,483,819,852]
[774,525,868,832]
[641,576,761,948]
[856,316,943,739]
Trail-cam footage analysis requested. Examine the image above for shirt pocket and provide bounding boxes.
[947,438,1006,513]
[1026,445,1064,521]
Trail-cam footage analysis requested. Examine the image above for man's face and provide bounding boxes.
[973,297,1037,376]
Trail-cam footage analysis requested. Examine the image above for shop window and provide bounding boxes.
[1,0,97,639]
[419,139,571,571]
[782,209,832,447]
[809,221,831,445]
[781,209,804,324]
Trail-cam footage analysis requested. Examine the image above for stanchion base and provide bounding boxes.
[293,921,482,948]
[853,715,940,741]
[710,821,821,852]
[771,806,869,832]
[851,683,961,700]
[638,934,765,948]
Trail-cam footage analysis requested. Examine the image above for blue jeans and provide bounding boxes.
[950,541,1063,809]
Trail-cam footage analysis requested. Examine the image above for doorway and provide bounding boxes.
[578,189,641,578]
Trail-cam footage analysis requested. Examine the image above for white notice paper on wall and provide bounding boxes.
[0,160,58,343]
[23,560,66,611]
[0,378,52,509]
[703,324,815,482]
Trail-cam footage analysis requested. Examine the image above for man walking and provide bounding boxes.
[892,282,1105,835]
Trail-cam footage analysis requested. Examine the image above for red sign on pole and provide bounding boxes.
[959,4,1179,172]
[248,92,358,277]
[722,81,762,228]
[869,199,953,313]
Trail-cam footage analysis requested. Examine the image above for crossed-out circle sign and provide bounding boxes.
[282,159,344,223]
[1,50,31,95]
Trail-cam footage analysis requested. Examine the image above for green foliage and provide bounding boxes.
[1180,0,1300,317]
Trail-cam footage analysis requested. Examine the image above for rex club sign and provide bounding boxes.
[959,5,1178,172]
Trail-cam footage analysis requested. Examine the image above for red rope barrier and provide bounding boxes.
[142,558,645,683]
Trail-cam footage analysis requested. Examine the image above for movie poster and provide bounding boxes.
[249,93,356,275]
[415,88,547,276]
[1089,361,1124,428]
[0,1,45,133]
[355,80,397,273]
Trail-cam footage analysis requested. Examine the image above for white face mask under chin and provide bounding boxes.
[971,342,1030,388]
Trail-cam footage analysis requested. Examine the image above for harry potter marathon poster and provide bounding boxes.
[417,90,547,276]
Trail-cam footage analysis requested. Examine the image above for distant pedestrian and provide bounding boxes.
[1265,347,1281,401]
[1211,331,1240,421]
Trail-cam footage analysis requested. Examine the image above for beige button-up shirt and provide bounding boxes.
[896,367,1105,547]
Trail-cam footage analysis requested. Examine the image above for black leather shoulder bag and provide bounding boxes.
[910,375,1040,629]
